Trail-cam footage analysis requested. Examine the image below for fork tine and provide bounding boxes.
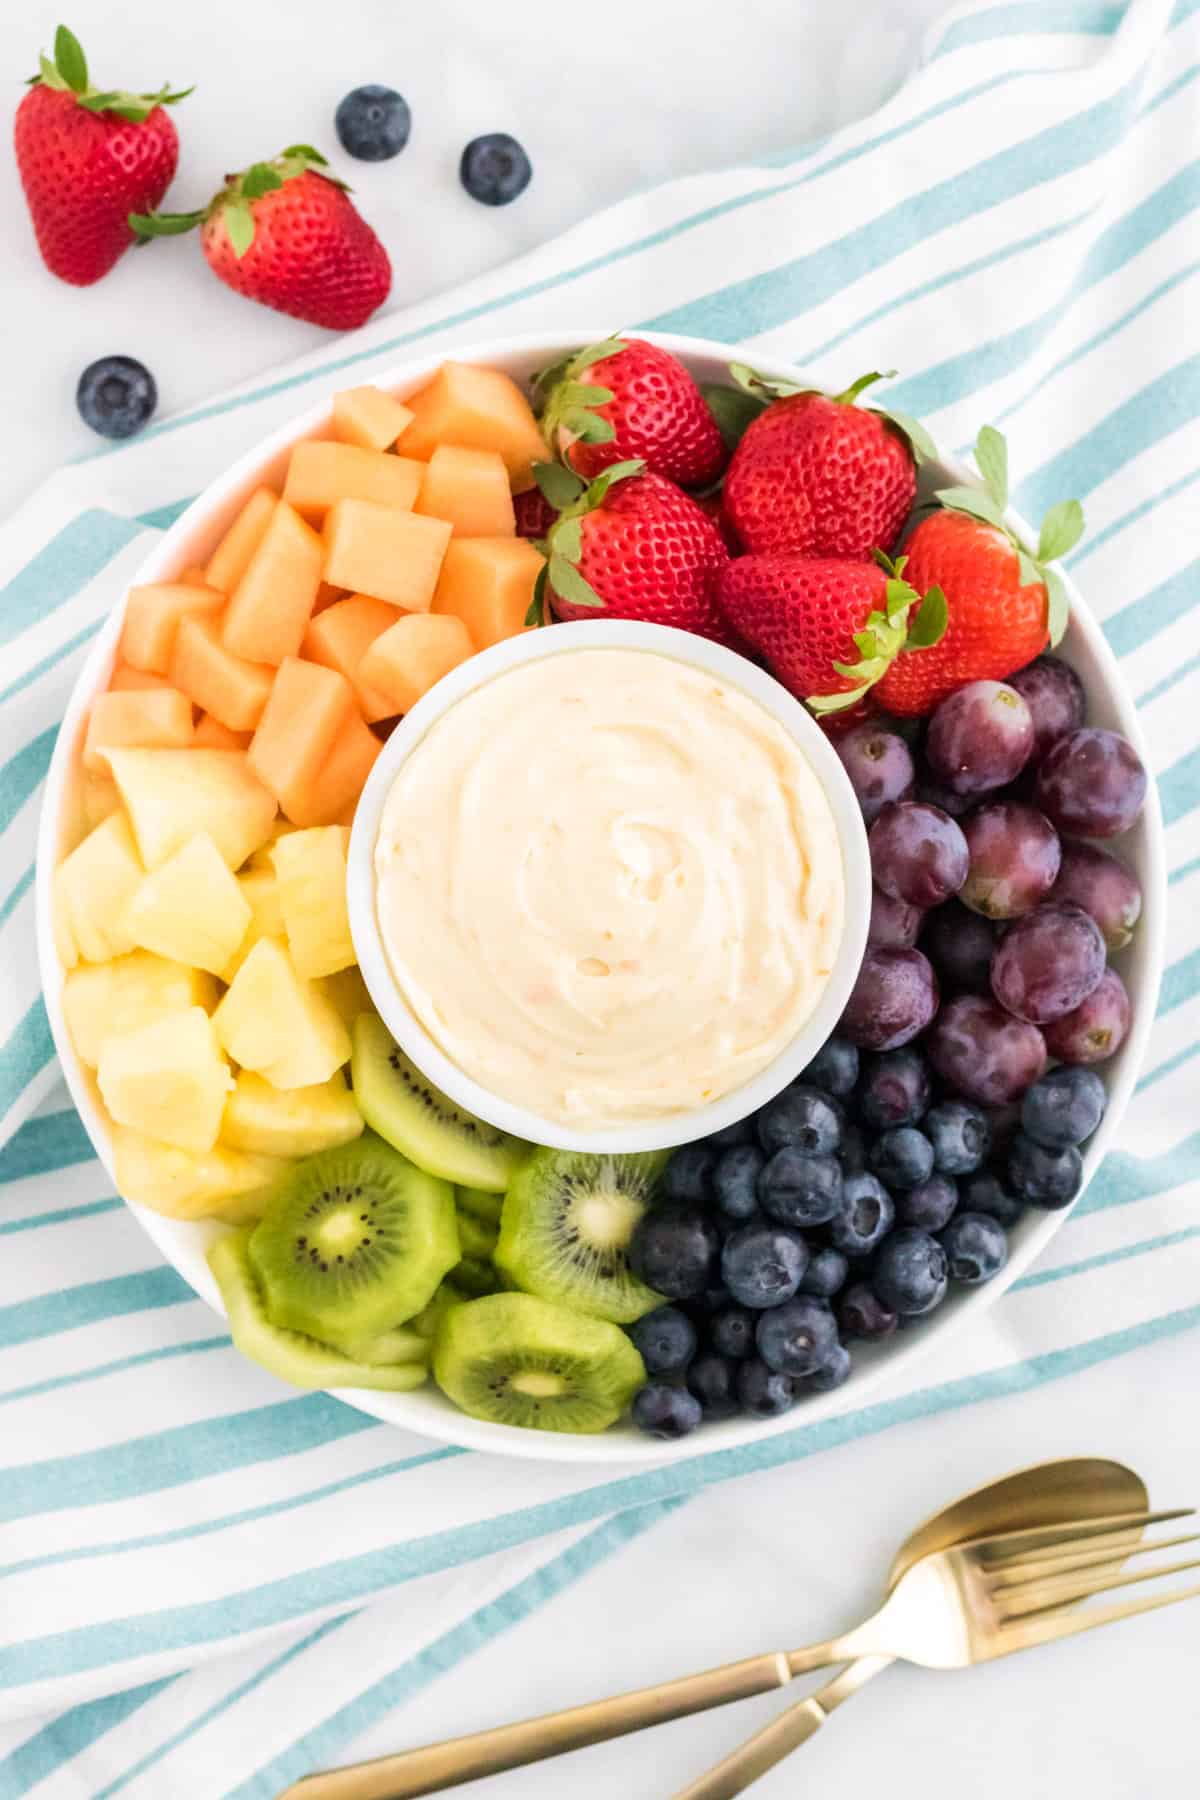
[974,1508,1193,1564]
[995,1554,1200,1621]
[995,1577,1200,1655]
[988,1530,1200,1590]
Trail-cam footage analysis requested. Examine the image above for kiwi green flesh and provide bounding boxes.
[495,1149,668,1325]
[455,1185,504,1226]
[209,1231,429,1393]
[411,1284,466,1340]
[449,1255,501,1298]
[455,1205,499,1261]
[433,1292,645,1433]
[352,1014,530,1192]
[247,1134,458,1356]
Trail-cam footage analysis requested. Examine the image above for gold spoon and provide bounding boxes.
[279,1456,1146,1800]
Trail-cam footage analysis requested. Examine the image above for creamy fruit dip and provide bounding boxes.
[373,647,844,1129]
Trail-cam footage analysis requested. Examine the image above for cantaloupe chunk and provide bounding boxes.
[124,833,253,975]
[98,1006,233,1153]
[205,488,278,594]
[312,582,346,615]
[213,937,351,1088]
[54,812,143,962]
[322,499,451,611]
[220,866,285,981]
[221,1070,363,1156]
[83,689,194,772]
[248,658,356,823]
[102,748,277,872]
[194,714,253,750]
[109,664,174,693]
[432,537,544,649]
[332,385,415,452]
[82,773,122,829]
[415,445,516,538]
[170,615,275,732]
[112,1125,283,1220]
[119,582,225,675]
[301,595,396,722]
[359,614,473,714]
[63,952,217,1069]
[283,440,424,521]
[290,709,382,826]
[272,826,354,978]
[180,567,211,588]
[223,501,323,665]
[398,363,549,491]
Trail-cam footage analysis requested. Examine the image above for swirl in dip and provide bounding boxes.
[373,646,844,1130]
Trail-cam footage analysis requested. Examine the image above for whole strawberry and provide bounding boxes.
[15,25,190,286]
[534,337,727,488]
[514,486,557,540]
[722,367,931,559]
[133,146,390,330]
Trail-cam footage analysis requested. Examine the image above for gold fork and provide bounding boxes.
[280,1506,1197,1800]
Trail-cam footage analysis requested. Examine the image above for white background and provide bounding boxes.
[2,3,1198,1794]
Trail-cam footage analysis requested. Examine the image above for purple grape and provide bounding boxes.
[915,781,973,818]
[960,802,1062,920]
[836,722,915,824]
[990,902,1106,1023]
[869,801,969,908]
[1043,967,1131,1064]
[925,680,1035,796]
[1049,841,1143,951]
[868,887,925,949]
[839,948,939,1051]
[927,995,1047,1104]
[1034,728,1147,839]
[920,900,995,995]
[1008,655,1086,760]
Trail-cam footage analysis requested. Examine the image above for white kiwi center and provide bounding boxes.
[573,1187,643,1251]
[511,1371,568,1398]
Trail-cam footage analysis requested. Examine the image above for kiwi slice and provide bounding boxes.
[433,1292,645,1433]
[456,1185,505,1227]
[352,1014,530,1192]
[247,1134,459,1356]
[411,1284,466,1340]
[449,1255,502,1298]
[209,1231,429,1393]
[495,1149,668,1324]
[455,1205,499,1262]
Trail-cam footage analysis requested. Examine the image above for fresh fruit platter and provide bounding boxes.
[36,331,1163,1464]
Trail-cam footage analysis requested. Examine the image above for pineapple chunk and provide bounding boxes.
[54,812,143,962]
[320,964,372,1031]
[221,1070,363,1156]
[272,826,354,978]
[113,1125,284,1221]
[124,834,253,975]
[63,952,217,1069]
[220,867,286,981]
[97,1007,233,1153]
[52,882,78,970]
[102,748,277,871]
[82,774,122,830]
[213,937,351,1089]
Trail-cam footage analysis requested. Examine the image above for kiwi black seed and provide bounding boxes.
[433,1292,646,1432]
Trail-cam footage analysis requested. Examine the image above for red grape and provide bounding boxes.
[1008,655,1086,760]
[840,947,939,1050]
[836,723,915,824]
[1049,841,1142,950]
[1034,728,1147,838]
[868,887,925,949]
[961,802,1062,919]
[1043,967,1131,1063]
[869,801,969,908]
[990,902,1107,1023]
[925,680,1035,796]
[921,900,995,994]
[928,995,1047,1104]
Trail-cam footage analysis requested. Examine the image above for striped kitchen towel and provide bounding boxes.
[2,0,1199,1793]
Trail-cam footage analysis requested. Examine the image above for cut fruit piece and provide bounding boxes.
[83,689,194,771]
[220,865,285,981]
[414,445,515,538]
[222,1070,363,1157]
[351,1324,429,1366]
[63,952,217,1069]
[455,1184,505,1226]
[351,1013,529,1191]
[170,616,275,732]
[52,884,78,970]
[320,965,372,1031]
[288,709,381,827]
[210,1229,429,1391]
[115,1130,284,1220]
[124,833,252,975]
[271,826,354,978]
[119,581,225,675]
[82,773,122,829]
[180,566,211,588]
[109,664,174,693]
[205,488,278,594]
[247,658,356,824]
[98,1006,233,1153]
[358,613,473,714]
[194,714,253,750]
[398,364,549,491]
[455,1204,498,1261]
[432,537,543,650]
[411,1284,465,1339]
[283,440,424,521]
[496,1150,668,1324]
[433,1293,645,1433]
[322,499,452,611]
[332,385,415,452]
[223,500,323,665]
[248,1135,459,1352]
[301,595,398,723]
[312,582,347,615]
[448,1255,501,1298]
[213,937,351,1089]
[102,748,277,871]
[54,811,143,962]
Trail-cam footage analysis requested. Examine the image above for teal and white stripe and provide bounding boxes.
[2,0,1198,1790]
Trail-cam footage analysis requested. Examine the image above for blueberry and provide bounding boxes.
[721,1223,809,1309]
[758,1147,843,1228]
[627,1305,697,1376]
[757,1085,843,1156]
[335,84,412,161]
[76,356,156,440]
[712,1145,764,1221]
[707,1116,756,1149]
[960,1170,1024,1229]
[837,1282,898,1340]
[1021,1067,1107,1150]
[799,1246,849,1299]
[868,1126,934,1191]
[939,1212,1009,1284]
[1008,1133,1083,1210]
[856,1048,930,1129]
[830,1172,895,1258]
[687,1352,740,1419]
[800,1035,859,1099]
[800,1342,852,1393]
[628,1204,718,1300]
[872,1228,949,1316]
[924,1100,991,1175]
[839,1123,868,1175]
[897,1172,959,1232]
[709,1305,756,1359]
[663,1143,716,1205]
[736,1357,796,1418]
[459,132,532,206]
[691,1284,733,1316]
[756,1296,839,1377]
[632,1383,702,1439]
